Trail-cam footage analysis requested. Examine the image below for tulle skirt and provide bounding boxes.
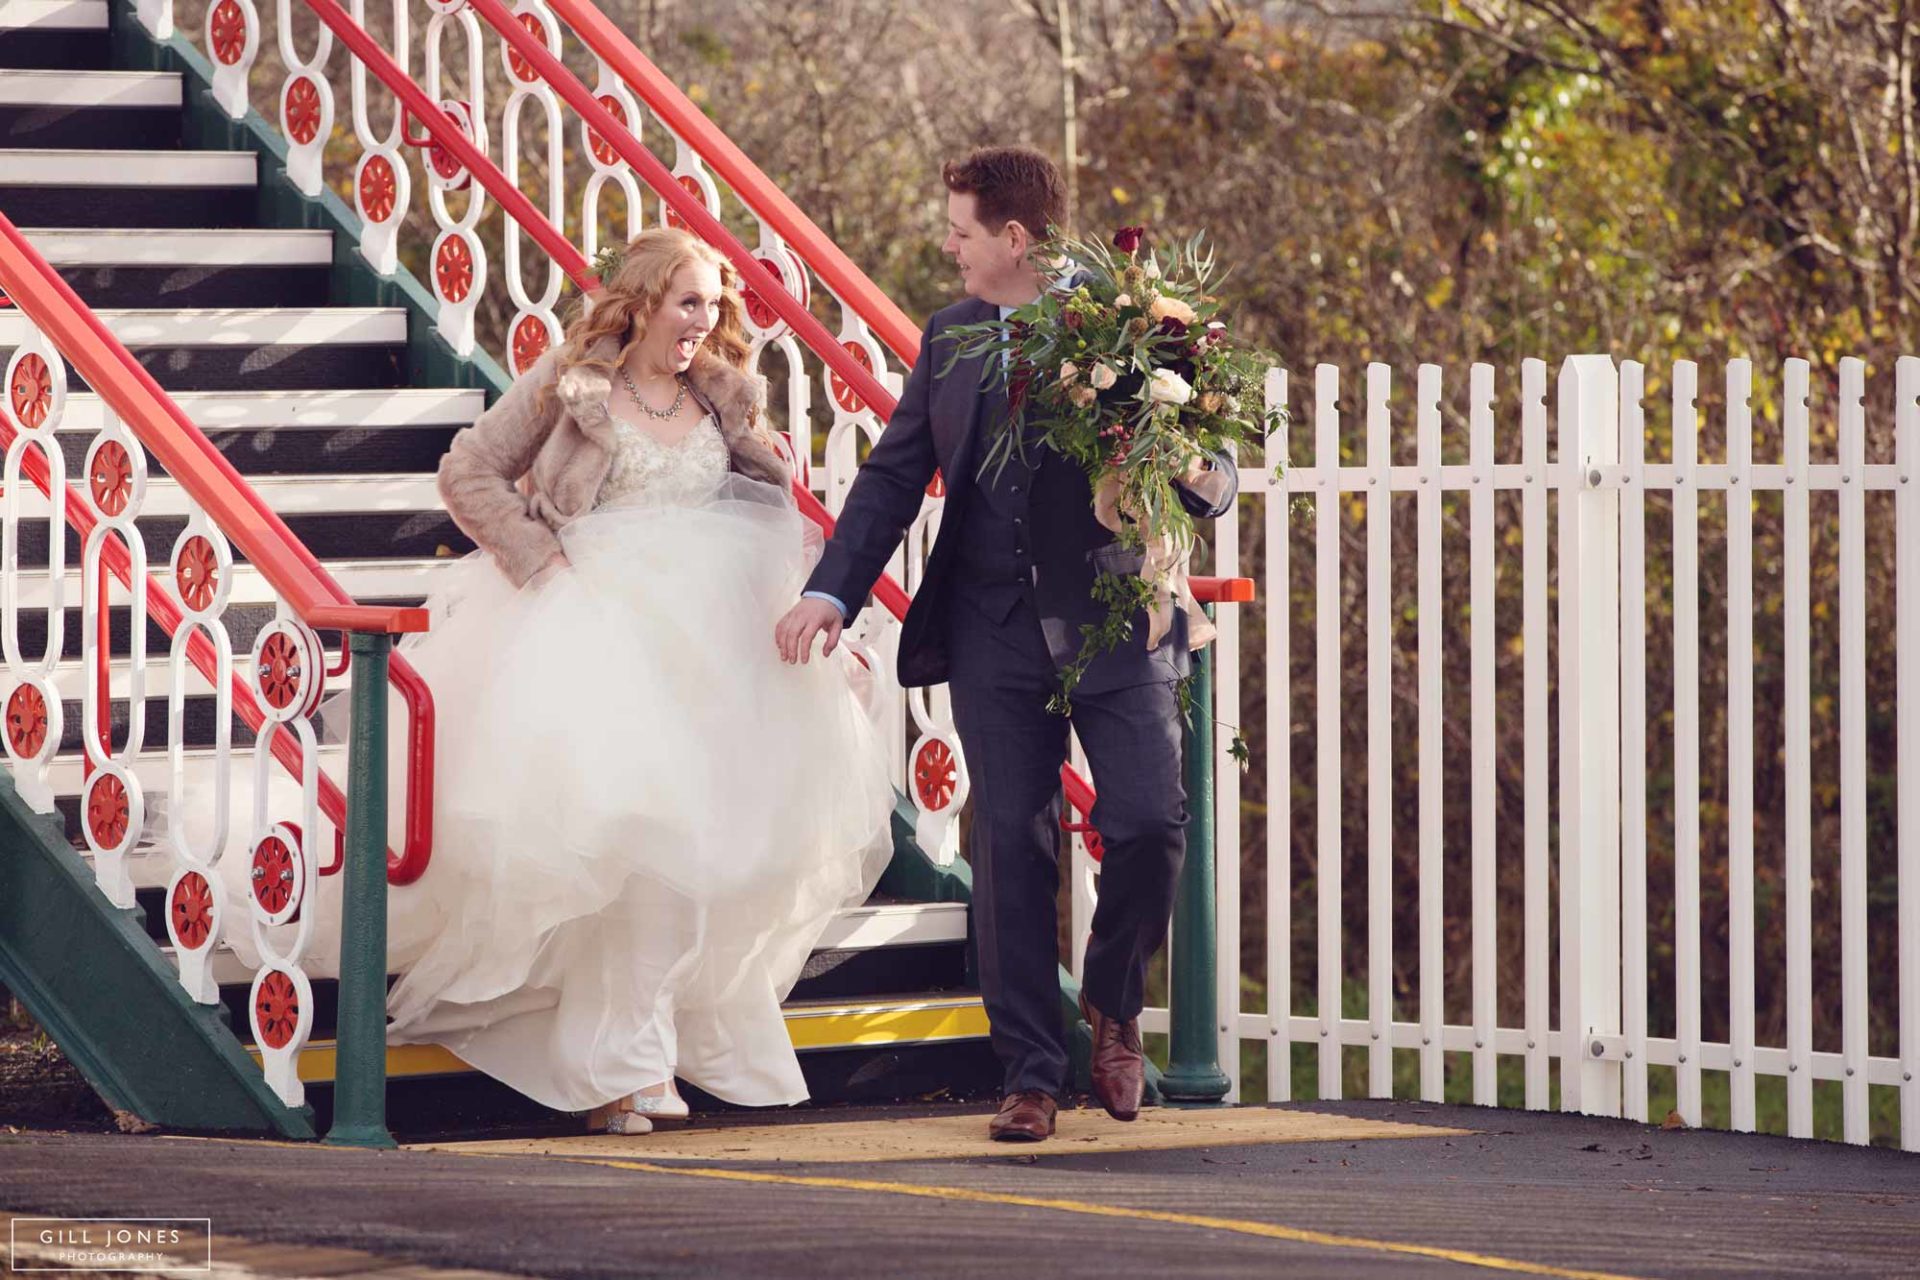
[216,474,895,1111]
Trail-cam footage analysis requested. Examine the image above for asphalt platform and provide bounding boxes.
[2,1099,1918,1278]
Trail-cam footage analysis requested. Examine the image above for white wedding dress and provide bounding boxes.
[215,412,896,1111]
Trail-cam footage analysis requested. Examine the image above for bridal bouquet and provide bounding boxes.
[944,225,1283,711]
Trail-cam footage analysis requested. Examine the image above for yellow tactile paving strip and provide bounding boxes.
[412,1103,1471,1164]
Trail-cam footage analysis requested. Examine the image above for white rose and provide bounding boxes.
[1059,361,1081,385]
[1089,363,1117,390]
[1148,368,1194,406]
[1115,292,1134,308]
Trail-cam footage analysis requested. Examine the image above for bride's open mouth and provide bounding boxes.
[675,336,703,361]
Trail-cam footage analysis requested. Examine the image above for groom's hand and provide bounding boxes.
[775,597,845,664]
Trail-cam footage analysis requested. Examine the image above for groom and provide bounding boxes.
[775,146,1236,1142]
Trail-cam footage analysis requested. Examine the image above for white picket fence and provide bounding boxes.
[1113,353,1918,1150]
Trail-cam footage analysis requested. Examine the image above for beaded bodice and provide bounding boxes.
[595,413,728,509]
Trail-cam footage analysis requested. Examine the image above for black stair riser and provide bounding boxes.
[791,942,968,1001]
[0,344,411,392]
[45,427,465,478]
[0,31,112,71]
[0,104,180,150]
[52,263,330,310]
[0,184,254,228]
[50,693,269,756]
[4,513,469,568]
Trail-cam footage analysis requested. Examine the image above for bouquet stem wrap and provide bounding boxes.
[1092,473,1217,652]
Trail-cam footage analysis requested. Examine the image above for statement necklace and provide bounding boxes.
[620,365,686,420]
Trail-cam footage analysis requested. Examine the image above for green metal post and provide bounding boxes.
[324,631,396,1149]
[1162,605,1230,1102]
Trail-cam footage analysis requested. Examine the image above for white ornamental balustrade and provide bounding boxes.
[418,0,491,356]
[575,49,644,264]
[1,337,68,817]
[159,512,236,1007]
[205,0,261,118]
[276,0,336,197]
[242,611,328,1107]
[348,0,414,277]
[78,410,150,913]
[497,0,569,376]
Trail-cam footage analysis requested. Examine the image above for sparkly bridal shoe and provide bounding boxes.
[627,1081,690,1122]
[586,1099,653,1135]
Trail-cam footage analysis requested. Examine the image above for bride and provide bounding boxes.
[349,228,891,1132]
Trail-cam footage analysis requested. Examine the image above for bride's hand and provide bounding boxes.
[775,597,844,665]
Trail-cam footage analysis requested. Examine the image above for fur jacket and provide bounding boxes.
[436,336,789,586]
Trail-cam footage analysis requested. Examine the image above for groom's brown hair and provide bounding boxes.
[941,146,1066,242]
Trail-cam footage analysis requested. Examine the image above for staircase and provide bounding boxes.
[0,0,996,1136]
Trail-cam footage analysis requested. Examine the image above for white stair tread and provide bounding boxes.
[0,149,254,186]
[0,0,107,31]
[7,555,450,611]
[0,307,408,348]
[0,69,182,107]
[814,901,967,951]
[22,227,329,267]
[58,387,485,431]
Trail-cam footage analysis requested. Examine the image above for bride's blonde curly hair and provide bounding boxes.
[554,227,755,401]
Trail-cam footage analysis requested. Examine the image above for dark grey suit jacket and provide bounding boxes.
[804,297,1238,691]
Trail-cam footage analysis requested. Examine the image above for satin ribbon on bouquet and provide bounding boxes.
[1090,463,1226,653]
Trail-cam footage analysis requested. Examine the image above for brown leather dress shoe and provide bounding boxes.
[988,1090,1058,1142]
[1080,992,1145,1121]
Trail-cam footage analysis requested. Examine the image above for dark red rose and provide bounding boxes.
[1159,315,1189,340]
[1065,310,1085,331]
[1112,226,1147,253]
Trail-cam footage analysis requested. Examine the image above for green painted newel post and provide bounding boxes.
[324,631,397,1149]
[1161,604,1231,1103]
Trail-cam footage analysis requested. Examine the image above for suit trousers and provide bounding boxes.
[946,590,1189,1099]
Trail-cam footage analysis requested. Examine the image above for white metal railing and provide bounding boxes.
[1143,352,1918,1151]
[134,0,976,862]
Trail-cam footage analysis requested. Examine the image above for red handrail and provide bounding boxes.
[0,213,439,884]
[545,0,920,366]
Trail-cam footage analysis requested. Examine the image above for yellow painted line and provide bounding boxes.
[248,999,990,1083]
[551,1156,1647,1280]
